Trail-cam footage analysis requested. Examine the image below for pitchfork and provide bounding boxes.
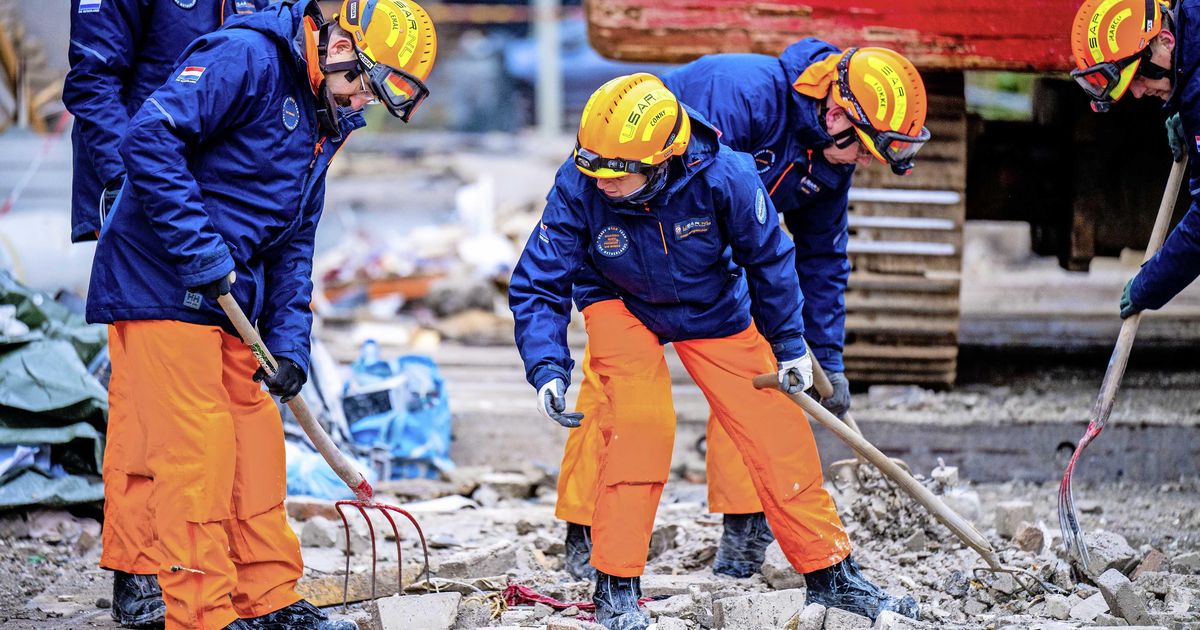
[1058,155,1187,572]
[218,292,432,608]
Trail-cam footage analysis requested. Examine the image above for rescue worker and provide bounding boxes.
[510,73,920,630]
[1069,0,1200,319]
[64,0,268,623]
[556,42,931,580]
[84,0,436,627]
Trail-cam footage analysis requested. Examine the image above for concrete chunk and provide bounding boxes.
[993,500,1033,539]
[372,592,461,630]
[653,618,689,630]
[712,589,806,628]
[1043,593,1072,620]
[872,610,935,629]
[1096,568,1153,625]
[1013,522,1044,553]
[761,540,807,590]
[783,603,825,630]
[1083,531,1139,578]
[1069,592,1110,623]
[823,607,872,629]
[436,542,518,579]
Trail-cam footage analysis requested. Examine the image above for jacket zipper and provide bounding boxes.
[645,204,669,255]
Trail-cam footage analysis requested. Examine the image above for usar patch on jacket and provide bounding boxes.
[799,176,822,195]
[176,66,206,83]
[595,225,630,258]
[282,97,300,131]
[754,189,767,224]
[673,216,712,240]
[183,291,203,310]
[78,0,102,13]
[235,0,256,13]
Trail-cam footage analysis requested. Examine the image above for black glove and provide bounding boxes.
[820,371,852,418]
[1166,113,1186,163]
[100,176,123,222]
[189,274,232,300]
[254,358,307,403]
[1119,277,1142,319]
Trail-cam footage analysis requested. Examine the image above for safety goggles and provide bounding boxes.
[1071,48,1170,113]
[573,145,664,176]
[835,50,931,175]
[326,54,430,122]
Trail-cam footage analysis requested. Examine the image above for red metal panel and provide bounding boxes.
[585,0,1078,72]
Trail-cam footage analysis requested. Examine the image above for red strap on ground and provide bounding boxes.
[501,583,658,612]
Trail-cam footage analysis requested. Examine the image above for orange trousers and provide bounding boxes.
[104,321,303,629]
[557,352,762,523]
[576,300,851,577]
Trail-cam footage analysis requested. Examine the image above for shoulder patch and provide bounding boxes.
[235,0,256,13]
[595,225,630,258]
[538,222,550,244]
[755,189,767,225]
[78,0,102,13]
[173,0,197,8]
[282,97,300,131]
[752,149,776,174]
[176,66,206,84]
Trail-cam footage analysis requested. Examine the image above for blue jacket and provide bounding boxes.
[510,109,808,391]
[85,0,365,374]
[64,0,267,243]
[1140,0,1200,311]
[657,39,853,371]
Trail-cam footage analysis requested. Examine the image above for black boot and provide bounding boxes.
[223,621,257,629]
[247,600,356,629]
[111,571,165,628]
[803,555,920,621]
[712,512,775,578]
[593,570,650,630]
[565,522,598,581]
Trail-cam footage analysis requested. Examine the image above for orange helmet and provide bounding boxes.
[332,0,437,122]
[1070,0,1172,112]
[573,73,691,179]
[832,47,930,175]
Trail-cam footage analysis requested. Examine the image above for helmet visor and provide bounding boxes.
[574,144,662,179]
[853,123,931,175]
[364,62,430,123]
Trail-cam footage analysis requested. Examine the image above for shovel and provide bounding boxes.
[217,289,431,608]
[753,372,1060,594]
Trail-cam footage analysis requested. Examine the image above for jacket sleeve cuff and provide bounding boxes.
[810,346,844,373]
[532,364,571,392]
[271,349,310,377]
[177,246,235,288]
[770,336,808,364]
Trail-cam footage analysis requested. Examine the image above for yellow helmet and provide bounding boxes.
[333,0,437,122]
[1070,0,1172,112]
[574,73,691,179]
[832,47,930,175]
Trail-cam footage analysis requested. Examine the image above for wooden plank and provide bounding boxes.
[296,565,424,607]
[844,293,960,316]
[847,272,961,293]
[585,0,1076,71]
[844,343,959,360]
[844,314,959,336]
[847,240,956,256]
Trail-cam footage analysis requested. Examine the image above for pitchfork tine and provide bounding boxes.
[376,508,404,596]
[335,503,354,612]
[381,505,433,586]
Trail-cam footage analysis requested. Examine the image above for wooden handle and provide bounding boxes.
[753,373,999,566]
[1088,156,1187,433]
[218,292,373,502]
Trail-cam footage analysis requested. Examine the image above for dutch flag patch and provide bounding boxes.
[176,66,206,84]
[78,0,103,13]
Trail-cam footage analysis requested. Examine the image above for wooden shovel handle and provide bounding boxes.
[753,373,999,566]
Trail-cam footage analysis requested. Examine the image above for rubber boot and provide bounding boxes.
[246,600,357,629]
[712,512,775,578]
[223,621,257,629]
[111,571,166,628]
[565,522,598,581]
[803,555,920,621]
[593,571,650,630]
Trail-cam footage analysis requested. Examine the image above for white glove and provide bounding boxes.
[537,378,584,428]
[777,354,813,395]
